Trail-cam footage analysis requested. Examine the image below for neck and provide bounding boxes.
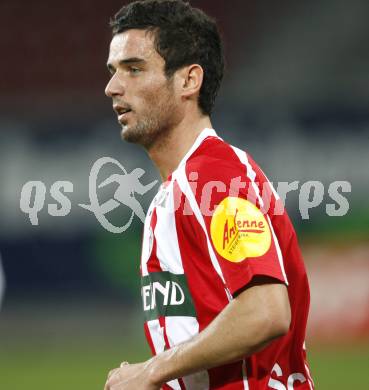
[147,114,213,182]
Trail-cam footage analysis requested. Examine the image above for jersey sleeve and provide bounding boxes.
[182,154,287,297]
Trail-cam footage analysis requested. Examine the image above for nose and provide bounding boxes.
[105,72,124,98]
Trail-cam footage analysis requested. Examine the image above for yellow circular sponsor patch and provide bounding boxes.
[210,197,271,262]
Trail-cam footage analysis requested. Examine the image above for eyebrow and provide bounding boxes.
[107,57,146,73]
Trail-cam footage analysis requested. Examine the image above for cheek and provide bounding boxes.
[139,82,173,109]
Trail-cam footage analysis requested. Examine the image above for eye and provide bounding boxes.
[107,65,116,76]
[129,67,141,75]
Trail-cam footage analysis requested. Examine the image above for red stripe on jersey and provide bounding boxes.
[162,385,176,390]
[158,316,169,347]
[146,208,162,273]
[158,316,186,390]
[208,362,245,389]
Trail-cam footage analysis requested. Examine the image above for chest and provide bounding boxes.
[141,182,184,276]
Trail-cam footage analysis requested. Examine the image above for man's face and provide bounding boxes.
[105,29,180,148]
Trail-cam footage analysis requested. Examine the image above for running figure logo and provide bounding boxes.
[79,157,158,233]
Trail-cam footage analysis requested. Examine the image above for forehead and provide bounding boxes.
[108,29,160,64]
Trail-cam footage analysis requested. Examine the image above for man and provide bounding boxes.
[104,1,314,389]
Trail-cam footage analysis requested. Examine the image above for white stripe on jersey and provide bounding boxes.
[165,316,199,347]
[305,363,315,390]
[146,318,183,389]
[174,165,233,302]
[231,145,288,285]
[231,146,260,200]
[242,360,250,390]
[166,316,210,389]
[267,214,289,285]
[146,319,166,353]
[154,180,184,274]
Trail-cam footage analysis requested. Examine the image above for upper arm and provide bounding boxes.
[234,276,291,339]
[183,156,288,296]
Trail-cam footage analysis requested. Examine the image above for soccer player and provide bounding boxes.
[104,1,314,389]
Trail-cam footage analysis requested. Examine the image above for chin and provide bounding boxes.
[120,120,158,149]
[120,123,133,139]
[120,125,128,140]
[120,124,143,145]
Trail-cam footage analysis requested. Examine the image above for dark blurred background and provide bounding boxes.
[0,0,368,389]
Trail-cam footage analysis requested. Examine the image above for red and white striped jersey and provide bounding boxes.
[140,128,314,389]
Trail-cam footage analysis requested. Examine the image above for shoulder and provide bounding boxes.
[185,137,259,185]
[185,136,247,184]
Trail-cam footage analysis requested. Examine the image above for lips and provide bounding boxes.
[118,111,132,123]
[113,105,132,123]
[113,104,132,115]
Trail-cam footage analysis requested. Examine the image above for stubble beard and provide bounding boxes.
[121,115,162,149]
[121,84,178,150]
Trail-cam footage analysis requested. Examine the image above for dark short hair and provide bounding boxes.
[110,0,224,115]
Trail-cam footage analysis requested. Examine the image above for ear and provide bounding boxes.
[177,64,204,100]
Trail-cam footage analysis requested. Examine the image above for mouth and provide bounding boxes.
[113,105,132,124]
[118,110,132,123]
